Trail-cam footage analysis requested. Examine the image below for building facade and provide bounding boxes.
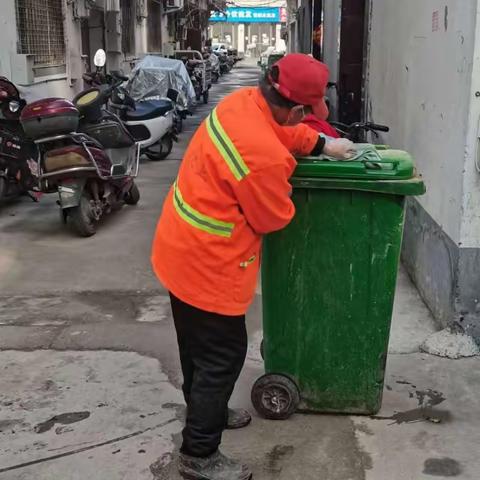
[367,0,480,341]
[0,0,220,100]
[209,4,287,57]
[287,0,480,342]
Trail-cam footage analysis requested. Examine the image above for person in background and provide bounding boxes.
[303,112,340,138]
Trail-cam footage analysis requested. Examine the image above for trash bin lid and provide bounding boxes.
[295,145,414,180]
[293,145,426,196]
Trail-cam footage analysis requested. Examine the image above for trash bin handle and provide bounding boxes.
[361,158,400,172]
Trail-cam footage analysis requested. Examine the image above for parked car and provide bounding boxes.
[212,43,228,55]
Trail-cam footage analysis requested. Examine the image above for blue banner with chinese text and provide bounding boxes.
[210,7,282,23]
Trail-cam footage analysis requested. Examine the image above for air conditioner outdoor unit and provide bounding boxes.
[10,54,35,85]
[165,0,184,12]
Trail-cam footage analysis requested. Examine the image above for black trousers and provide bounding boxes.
[170,293,248,458]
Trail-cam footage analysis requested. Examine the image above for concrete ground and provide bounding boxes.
[0,60,479,480]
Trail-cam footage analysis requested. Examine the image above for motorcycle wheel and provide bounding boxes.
[68,192,97,237]
[124,182,140,205]
[203,90,209,104]
[175,115,183,134]
[146,136,173,161]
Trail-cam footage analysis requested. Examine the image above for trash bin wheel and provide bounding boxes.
[251,374,300,420]
[260,339,264,360]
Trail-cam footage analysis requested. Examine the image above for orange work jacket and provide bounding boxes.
[151,87,319,316]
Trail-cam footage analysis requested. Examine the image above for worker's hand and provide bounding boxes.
[323,138,356,160]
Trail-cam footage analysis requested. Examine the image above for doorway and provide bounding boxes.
[312,0,323,60]
[319,0,367,123]
[147,0,162,53]
[337,0,367,124]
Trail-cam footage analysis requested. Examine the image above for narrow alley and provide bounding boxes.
[0,61,479,480]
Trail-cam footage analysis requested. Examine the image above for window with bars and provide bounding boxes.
[15,0,66,67]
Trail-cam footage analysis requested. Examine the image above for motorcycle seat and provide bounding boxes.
[125,99,173,122]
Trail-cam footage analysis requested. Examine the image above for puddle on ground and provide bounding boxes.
[34,411,90,434]
[423,457,462,477]
[264,445,295,474]
[371,387,449,425]
[371,408,452,425]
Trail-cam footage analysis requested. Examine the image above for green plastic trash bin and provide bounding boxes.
[251,147,425,419]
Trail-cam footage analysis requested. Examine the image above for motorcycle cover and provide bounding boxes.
[128,56,196,110]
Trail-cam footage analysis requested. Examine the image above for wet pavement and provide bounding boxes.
[1,60,480,480]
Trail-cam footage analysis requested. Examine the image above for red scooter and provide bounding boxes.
[20,50,140,237]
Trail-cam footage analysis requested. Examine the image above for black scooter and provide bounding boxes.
[215,52,231,75]
[0,77,38,202]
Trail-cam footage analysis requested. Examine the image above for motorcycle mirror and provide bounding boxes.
[93,49,106,68]
[8,100,20,113]
[126,95,136,110]
[167,88,179,103]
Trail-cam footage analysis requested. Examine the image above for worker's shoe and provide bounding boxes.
[178,451,252,480]
[226,408,252,430]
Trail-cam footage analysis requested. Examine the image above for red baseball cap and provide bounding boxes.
[270,53,330,120]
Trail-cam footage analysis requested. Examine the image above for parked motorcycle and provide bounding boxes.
[182,58,209,104]
[215,51,231,75]
[127,55,196,136]
[184,58,204,103]
[226,50,235,70]
[20,49,140,237]
[175,50,211,105]
[227,47,239,65]
[0,77,38,202]
[94,70,176,161]
[209,53,220,83]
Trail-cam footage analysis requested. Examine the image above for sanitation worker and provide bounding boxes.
[151,53,355,480]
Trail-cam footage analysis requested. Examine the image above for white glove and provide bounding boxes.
[323,138,356,160]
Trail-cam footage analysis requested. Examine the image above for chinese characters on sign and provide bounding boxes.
[210,7,283,24]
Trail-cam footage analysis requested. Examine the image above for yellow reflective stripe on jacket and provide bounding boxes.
[206,108,250,181]
[173,181,234,238]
